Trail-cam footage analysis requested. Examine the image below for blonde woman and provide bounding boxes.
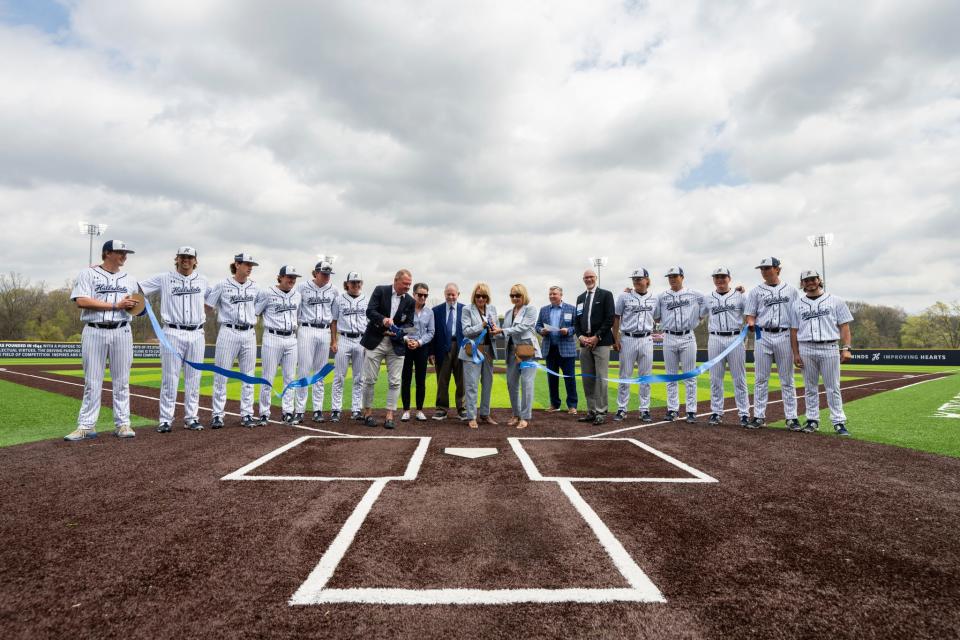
[459,282,500,428]
[501,284,542,429]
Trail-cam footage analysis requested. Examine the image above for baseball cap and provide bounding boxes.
[800,269,821,280]
[755,257,781,269]
[346,271,363,282]
[313,261,335,275]
[176,246,197,257]
[629,268,650,279]
[664,266,684,277]
[102,240,135,254]
[278,265,302,278]
[711,267,731,277]
[233,252,259,266]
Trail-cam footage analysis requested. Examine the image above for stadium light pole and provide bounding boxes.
[78,221,108,266]
[806,233,833,290]
[587,256,608,284]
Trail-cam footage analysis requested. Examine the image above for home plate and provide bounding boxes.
[444,447,498,459]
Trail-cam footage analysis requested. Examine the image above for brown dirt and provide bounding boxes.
[0,365,958,639]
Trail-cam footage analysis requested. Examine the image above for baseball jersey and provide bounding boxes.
[615,291,657,333]
[71,266,140,324]
[139,272,210,325]
[790,293,853,342]
[706,290,745,332]
[654,289,707,332]
[333,292,369,334]
[205,277,259,326]
[255,286,302,332]
[297,281,338,325]
[745,282,799,329]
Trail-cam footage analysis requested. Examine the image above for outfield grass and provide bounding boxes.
[0,379,153,447]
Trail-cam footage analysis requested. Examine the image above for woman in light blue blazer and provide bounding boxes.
[459,282,500,429]
[502,283,542,429]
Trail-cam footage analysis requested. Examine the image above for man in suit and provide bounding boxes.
[430,282,466,420]
[575,269,616,425]
[536,285,579,414]
[360,269,415,429]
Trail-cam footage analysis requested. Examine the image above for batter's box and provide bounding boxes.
[222,436,430,481]
[509,437,717,483]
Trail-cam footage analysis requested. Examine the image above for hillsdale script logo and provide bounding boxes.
[763,296,791,307]
[666,298,692,311]
[711,304,740,315]
[801,309,832,320]
[172,285,203,296]
[229,294,255,304]
[94,284,129,294]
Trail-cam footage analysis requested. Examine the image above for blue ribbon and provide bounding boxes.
[459,328,489,364]
[520,325,760,385]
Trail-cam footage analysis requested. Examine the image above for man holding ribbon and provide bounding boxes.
[294,260,338,425]
[459,282,500,429]
[655,267,708,424]
[359,269,415,429]
[705,267,750,427]
[255,265,303,425]
[575,269,616,426]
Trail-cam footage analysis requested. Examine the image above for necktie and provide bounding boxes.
[586,290,594,334]
[447,305,455,339]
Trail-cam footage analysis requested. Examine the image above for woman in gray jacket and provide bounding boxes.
[502,284,542,429]
[459,282,500,429]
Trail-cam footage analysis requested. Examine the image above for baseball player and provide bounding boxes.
[293,261,338,424]
[255,265,302,425]
[330,272,368,422]
[745,257,801,430]
[140,247,210,433]
[654,267,708,423]
[205,253,260,429]
[789,270,854,436]
[65,240,139,441]
[705,268,750,426]
[612,268,657,423]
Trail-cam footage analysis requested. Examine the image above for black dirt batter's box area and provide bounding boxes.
[509,437,718,483]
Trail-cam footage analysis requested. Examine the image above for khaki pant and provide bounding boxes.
[579,345,610,414]
[362,336,405,410]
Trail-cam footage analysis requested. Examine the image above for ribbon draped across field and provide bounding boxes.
[141,295,334,398]
[520,325,761,385]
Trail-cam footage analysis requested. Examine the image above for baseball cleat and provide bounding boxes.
[156,422,172,433]
[258,415,269,426]
[210,416,224,430]
[240,415,257,429]
[291,413,304,425]
[330,410,341,423]
[351,411,363,421]
[785,418,803,432]
[312,411,326,423]
[614,409,627,422]
[458,409,469,421]
[685,412,697,424]
[640,410,652,423]
[64,428,98,441]
[665,410,679,422]
[416,410,427,421]
[802,419,820,433]
[432,409,448,421]
[115,425,136,438]
[400,411,411,422]
[708,413,722,425]
[282,413,294,425]
[748,417,765,429]
[739,415,750,427]
[834,423,850,437]
[184,419,204,431]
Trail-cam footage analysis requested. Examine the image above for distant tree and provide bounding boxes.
[0,273,45,340]
[852,318,882,348]
[900,302,960,348]
[847,301,906,347]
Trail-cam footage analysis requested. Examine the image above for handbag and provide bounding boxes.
[515,343,535,361]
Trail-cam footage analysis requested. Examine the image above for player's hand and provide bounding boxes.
[540,328,549,336]
[614,340,621,352]
[840,349,851,364]
[794,355,803,368]
[117,296,136,310]
[330,343,338,354]
[383,318,394,328]
[560,328,568,336]
[735,284,746,293]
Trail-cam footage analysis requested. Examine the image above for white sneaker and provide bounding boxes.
[64,428,97,441]
[400,411,411,422]
[115,425,136,438]
[416,410,427,421]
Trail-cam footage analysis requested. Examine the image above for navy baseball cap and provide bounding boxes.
[233,252,259,265]
[664,266,684,277]
[629,268,650,279]
[313,261,335,275]
[278,265,302,278]
[102,240,135,254]
[711,267,731,277]
[755,257,781,269]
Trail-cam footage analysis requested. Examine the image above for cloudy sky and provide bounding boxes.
[1,0,958,312]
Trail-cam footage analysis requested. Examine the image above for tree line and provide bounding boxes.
[1,273,958,349]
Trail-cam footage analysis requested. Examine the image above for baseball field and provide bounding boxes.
[1,357,958,639]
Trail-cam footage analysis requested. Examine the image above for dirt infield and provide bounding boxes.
[1,365,958,639]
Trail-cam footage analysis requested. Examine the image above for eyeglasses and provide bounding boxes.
[509,293,521,298]
[475,294,488,300]
[415,292,429,298]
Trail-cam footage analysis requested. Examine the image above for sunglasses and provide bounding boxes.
[509,293,522,298]
[415,292,429,298]
[475,294,489,300]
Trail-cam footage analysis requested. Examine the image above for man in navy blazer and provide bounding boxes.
[360,269,415,429]
[430,282,466,420]
[536,286,579,414]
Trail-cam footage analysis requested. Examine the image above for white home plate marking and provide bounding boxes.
[444,447,498,458]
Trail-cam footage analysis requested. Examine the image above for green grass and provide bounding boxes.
[770,372,960,458]
[0,379,153,446]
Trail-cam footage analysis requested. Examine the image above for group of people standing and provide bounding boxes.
[64,241,854,441]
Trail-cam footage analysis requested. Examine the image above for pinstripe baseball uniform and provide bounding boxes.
[206,277,260,419]
[255,285,301,417]
[140,271,210,425]
[71,266,139,431]
[332,290,368,413]
[706,290,749,417]
[295,280,337,413]
[745,282,799,420]
[655,288,708,414]
[790,293,853,425]
[615,290,657,412]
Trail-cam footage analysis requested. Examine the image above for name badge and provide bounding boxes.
[576,303,584,316]
[563,312,573,321]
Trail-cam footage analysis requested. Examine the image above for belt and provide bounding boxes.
[339,331,361,339]
[167,324,204,331]
[300,322,331,329]
[267,328,294,336]
[87,322,128,329]
[808,340,838,345]
[224,323,252,331]
[763,327,787,334]
[665,330,690,336]
[623,331,651,338]
[710,331,737,336]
